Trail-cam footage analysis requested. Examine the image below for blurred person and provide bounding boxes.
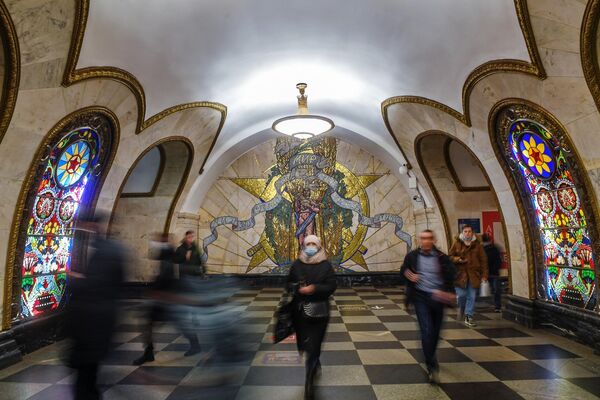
[287,234,336,400]
[401,229,456,384]
[66,211,125,400]
[449,225,488,327]
[482,233,503,312]
[174,230,205,277]
[133,233,200,366]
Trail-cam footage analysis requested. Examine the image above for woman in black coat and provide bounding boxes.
[287,234,337,400]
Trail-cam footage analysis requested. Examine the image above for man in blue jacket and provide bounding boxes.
[400,229,456,384]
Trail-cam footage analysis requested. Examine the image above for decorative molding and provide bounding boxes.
[443,138,490,192]
[2,106,121,330]
[108,137,194,236]
[414,131,513,294]
[381,0,546,165]
[488,98,600,307]
[414,133,453,249]
[0,0,20,144]
[581,0,600,113]
[120,145,166,198]
[62,0,226,175]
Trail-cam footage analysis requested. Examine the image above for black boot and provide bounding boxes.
[184,336,201,357]
[304,361,317,399]
[133,345,154,365]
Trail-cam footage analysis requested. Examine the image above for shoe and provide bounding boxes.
[464,315,477,327]
[304,374,315,400]
[132,347,154,365]
[427,368,440,384]
[184,345,202,357]
[494,308,501,313]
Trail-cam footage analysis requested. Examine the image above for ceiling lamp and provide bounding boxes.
[272,83,334,139]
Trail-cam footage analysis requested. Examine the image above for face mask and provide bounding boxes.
[304,246,318,257]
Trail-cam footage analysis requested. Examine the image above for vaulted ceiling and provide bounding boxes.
[77,0,531,166]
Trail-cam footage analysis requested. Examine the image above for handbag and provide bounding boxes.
[302,300,329,319]
[273,292,295,343]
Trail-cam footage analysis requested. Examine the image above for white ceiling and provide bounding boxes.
[78,0,530,210]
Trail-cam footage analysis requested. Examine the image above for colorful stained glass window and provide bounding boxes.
[20,128,102,318]
[505,119,596,310]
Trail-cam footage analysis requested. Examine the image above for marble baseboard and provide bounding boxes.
[505,295,600,353]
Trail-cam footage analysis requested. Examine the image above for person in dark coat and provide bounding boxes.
[482,233,503,312]
[133,233,201,365]
[67,211,126,400]
[174,230,205,277]
[400,229,456,384]
[287,234,336,400]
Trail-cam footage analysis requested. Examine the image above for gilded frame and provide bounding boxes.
[488,98,600,308]
[108,137,194,236]
[582,0,600,114]
[0,0,20,144]
[63,0,225,175]
[2,106,120,329]
[381,0,546,168]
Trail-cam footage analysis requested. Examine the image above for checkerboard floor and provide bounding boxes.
[1,287,600,399]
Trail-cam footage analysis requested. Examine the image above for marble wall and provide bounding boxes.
[195,138,416,274]
[384,0,600,299]
[0,0,225,327]
[418,134,499,238]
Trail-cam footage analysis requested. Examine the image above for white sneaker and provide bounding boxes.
[464,315,477,327]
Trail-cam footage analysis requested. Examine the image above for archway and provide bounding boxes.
[109,138,193,282]
[415,131,511,284]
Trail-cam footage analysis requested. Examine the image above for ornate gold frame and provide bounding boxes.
[581,0,600,113]
[443,138,490,192]
[381,0,546,167]
[108,137,194,236]
[119,145,166,198]
[414,131,513,294]
[488,98,600,306]
[63,0,225,174]
[0,0,20,144]
[2,106,121,330]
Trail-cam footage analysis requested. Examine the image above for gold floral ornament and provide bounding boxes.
[519,133,555,178]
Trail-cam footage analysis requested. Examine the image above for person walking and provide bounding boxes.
[174,230,205,277]
[67,211,125,400]
[133,233,201,365]
[287,235,336,400]
[449,225,488,327]
[401,229,456,384]
[482,233,503,312]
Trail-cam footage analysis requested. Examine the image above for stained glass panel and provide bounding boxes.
[506,119,596,309]
[20,128,101,318]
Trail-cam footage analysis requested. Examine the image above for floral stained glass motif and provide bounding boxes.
[20,128,101,318]
[507,120,596,309]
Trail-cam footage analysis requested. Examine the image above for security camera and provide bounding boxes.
[412,195,420,201]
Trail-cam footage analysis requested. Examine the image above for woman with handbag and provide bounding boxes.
[287,234,337,400]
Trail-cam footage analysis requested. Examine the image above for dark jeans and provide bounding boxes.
[412,290,444,371]
[489,276,502,309]
[74,363,100,400]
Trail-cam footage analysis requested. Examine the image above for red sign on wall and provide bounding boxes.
[482,211,508,270]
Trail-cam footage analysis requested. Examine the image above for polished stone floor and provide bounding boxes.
[1,286,599,399]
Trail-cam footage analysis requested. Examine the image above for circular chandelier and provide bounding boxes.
[272,83,334,139]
